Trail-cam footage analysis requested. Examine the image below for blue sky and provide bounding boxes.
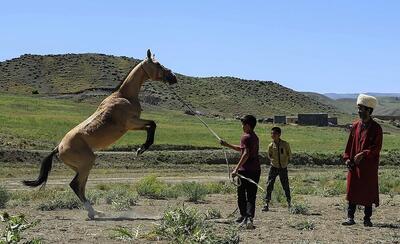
[1,0,399,93]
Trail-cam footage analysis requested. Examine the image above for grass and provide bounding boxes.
[0,93,399,153]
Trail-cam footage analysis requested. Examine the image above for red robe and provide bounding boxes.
[343,119,383,207]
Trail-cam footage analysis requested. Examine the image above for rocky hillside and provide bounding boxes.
[0,54,340,117]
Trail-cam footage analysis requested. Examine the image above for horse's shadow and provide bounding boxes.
[92,216,161,221]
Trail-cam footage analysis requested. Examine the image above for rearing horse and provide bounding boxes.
[23,49,177,219]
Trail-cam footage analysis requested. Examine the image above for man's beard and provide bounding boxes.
[358,111,369,120]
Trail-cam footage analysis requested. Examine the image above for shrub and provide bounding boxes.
[318,180,345,197]
[135,175,169,199]
[0,186,10,209]
[204,181,235,195]
[289,202,310,215]
[104,187,138,211]
[290,220,315,231]
[110,226,141,241]
[150,205,239,243]
[37,191,81,211]
[179,182,208,203]
[205,208,222,220]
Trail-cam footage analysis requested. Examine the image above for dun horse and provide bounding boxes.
[23,50,177,219]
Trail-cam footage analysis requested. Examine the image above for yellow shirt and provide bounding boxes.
[268,139,291,168]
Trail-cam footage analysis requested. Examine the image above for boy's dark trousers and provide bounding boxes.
[347,203,372,221]
[264,166,291,203]
[237,170,261,218]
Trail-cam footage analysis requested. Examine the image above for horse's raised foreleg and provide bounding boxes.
[126,118,157,155]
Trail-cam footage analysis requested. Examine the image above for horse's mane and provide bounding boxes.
[113,61,142,92]
[112,72,130,92]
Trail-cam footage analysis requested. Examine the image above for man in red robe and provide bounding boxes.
[342,94,383,227]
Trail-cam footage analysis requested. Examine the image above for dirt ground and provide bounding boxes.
[1,168,400,244]
[3,194,400,243]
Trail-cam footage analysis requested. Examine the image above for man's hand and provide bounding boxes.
[354,152,364,165]
[345,159,354,170]
[231,168,238,178]
[220,140,229,147]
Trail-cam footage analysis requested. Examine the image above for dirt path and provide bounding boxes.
[1,175,228,191]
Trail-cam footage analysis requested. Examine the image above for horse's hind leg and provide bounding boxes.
[62,150,104,219]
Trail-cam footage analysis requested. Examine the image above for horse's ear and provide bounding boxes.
[147,49,152,60]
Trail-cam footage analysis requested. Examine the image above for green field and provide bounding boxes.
[0,93,399,153]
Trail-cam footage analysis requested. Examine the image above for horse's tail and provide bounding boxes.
[23,147,59,187]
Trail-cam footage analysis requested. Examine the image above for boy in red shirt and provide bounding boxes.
[220,115,260,229]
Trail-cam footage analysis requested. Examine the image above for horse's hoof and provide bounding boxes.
[136,147,146,156]
[87,212,95,220]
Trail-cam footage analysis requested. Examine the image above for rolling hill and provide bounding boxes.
[303,92,400,116]
[0,53,340,117]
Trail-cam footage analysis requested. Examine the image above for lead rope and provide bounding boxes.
[166,85,265,192]
[165,85,235,182]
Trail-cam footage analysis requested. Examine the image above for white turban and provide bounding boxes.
[357,94,377,109]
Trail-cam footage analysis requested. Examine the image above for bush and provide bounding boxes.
[205,208,222,220]
[103,187,138,211]
[290,220,315,231]
[0,186,10,209]
[380,171,400,194]
[204,181,235,195]
[179,182,208,203]
[37,191,81,211]
[318,180,345,197]
[135,175,169,199]
[289,202,310,215]
[110,226,140,241]
[150,205,239,243]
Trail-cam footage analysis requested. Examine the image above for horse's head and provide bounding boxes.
[142,49,177,85]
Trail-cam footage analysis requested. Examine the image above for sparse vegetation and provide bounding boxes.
[0,212,41,244]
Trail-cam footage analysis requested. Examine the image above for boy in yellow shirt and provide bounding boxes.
[262,127,292,212]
